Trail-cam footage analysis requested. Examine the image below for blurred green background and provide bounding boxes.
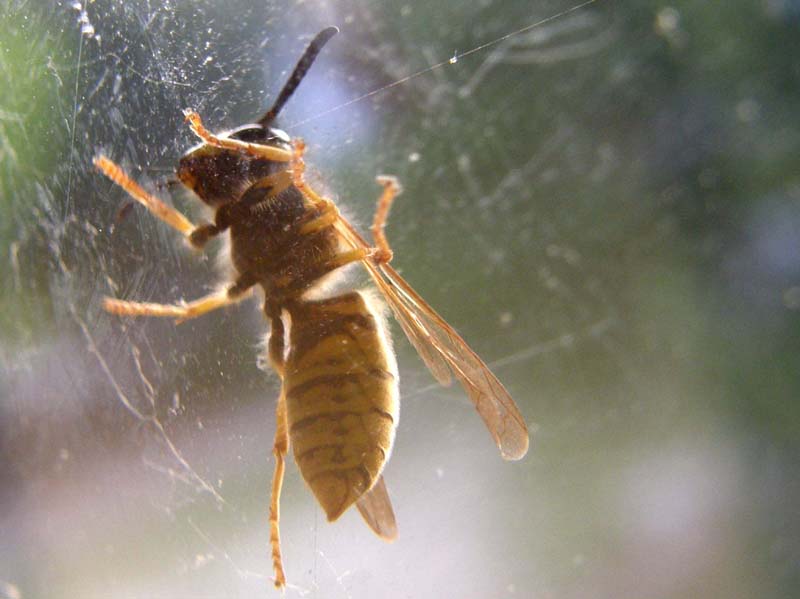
[1,1,799,598]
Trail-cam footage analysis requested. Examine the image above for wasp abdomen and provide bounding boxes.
[285,291,399,521]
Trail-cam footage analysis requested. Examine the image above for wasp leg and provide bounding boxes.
[268,388,288,588]
[290,138,330,209]
[290,140,401,267]
[322,248,374,271]
[186,200,241,249]
[183,110,292,163]
[239,172,293,210]
[370,176,402,265]
[95,155,229,249]
[298,201,339,235]
[94,155,198,239]
[103,274,256,323]
[266,310,288,588]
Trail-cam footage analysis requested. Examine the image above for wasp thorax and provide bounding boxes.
[177,125,292,206]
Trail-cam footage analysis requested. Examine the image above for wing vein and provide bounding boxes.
[333,216,530,460]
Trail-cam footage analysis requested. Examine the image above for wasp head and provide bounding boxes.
[177,125,291,207]
[177,27,337,207]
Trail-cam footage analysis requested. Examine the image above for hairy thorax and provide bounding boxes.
[227,180,345,302]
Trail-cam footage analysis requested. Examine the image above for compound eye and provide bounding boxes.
[230,126,269,143]
[268,128,291,144]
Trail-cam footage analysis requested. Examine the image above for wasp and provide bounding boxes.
[95,27,529,588]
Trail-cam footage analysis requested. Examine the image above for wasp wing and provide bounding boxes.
[356,475,398,541]
[334,218,530,461]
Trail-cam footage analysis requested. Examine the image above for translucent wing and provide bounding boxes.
[356,475,398,541]
[334,218,530,461]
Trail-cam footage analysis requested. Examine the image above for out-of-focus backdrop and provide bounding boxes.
[1,1,799,597]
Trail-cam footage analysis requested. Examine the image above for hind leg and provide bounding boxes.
[266,312,289,588]
[269,388,289,588]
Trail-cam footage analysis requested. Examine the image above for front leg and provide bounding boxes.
[187,200,239,249]
[289,138,330,210]
[184,110,292,163]
[95,156,200,241]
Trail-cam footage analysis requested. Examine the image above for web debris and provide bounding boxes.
[64,2,98,220]
[459,6,616,97]
[289,0,604,127]
[187,517,269,582]
[71,306,226,506]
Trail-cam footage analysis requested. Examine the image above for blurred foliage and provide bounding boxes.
[0,3,73,345]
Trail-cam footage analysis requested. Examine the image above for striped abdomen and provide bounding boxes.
[285,292,399,521]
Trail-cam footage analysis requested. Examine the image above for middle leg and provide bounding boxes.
[103,273,256,322]
[370,175,402,264]
[289,139,403,268]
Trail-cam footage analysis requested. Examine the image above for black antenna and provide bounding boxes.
[259,27,339,126]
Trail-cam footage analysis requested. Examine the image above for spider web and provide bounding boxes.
[2,1,800,599]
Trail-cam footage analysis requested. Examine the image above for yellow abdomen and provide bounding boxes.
[285,291,398,521]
